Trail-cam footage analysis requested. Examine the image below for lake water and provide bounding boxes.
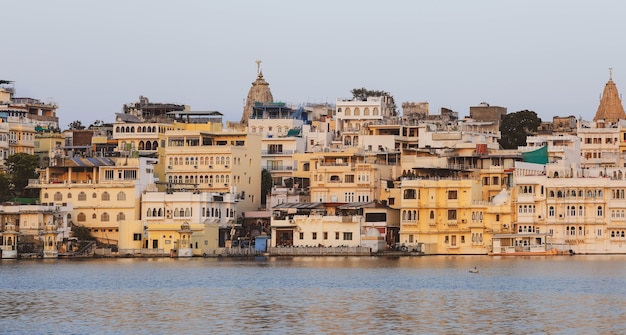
[0,255,625,334]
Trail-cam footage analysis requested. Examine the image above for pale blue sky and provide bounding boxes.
[2,1,625,128]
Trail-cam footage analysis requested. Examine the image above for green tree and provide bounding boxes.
[89,120,105,129]
[0,173,12,202]
[6,153,39,197]
[499,110,542,149]
[261,168,272,206]
[68,120,85,130]
[350,87,398,116]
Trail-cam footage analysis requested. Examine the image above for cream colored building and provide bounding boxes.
[30,157,156,246]
[130,191,232,256]
[156,125,262,212]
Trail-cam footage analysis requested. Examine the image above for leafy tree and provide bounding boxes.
[261,168,272,206]
[351,87,398,116]
[68,120,85,130]
[0,173,12,202]
[499,110,542,149]
[89,120,105,129]
[6,153,39,197]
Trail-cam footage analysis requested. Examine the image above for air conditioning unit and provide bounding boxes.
[503,224,509,228]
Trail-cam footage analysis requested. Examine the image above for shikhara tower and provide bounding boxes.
[240,60,274,125]
[593,68,626,124]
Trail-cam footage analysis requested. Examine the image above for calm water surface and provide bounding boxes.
[0,255,625,334]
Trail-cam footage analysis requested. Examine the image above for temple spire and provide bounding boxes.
[593,69,626,124]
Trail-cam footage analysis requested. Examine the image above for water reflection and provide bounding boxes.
[0,256,625,334]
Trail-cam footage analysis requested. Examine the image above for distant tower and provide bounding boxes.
[240,60,274,125]
[593,68,626,125]
[42,220,59,258]
[1,222,18,259]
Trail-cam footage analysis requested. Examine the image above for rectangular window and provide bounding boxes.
[345,175,355,183]
[448,209,457,220]
[409,235,414,243]
[105,170,114,180]
[323,232,328,240]
[444,235,449,244]
[312,232,317,240]
[461,235,465,244]
[299,232,304,239]
[492,176,499,185]
[343,232,353,241]
[335,232,340,240]
[448,190,458,200]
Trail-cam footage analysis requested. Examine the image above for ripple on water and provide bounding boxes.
[0,256,625,334]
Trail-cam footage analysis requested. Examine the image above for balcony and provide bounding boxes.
[262,150,294,155]
[266,165,293,171]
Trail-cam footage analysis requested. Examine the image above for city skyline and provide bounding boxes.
[3,0,626,128]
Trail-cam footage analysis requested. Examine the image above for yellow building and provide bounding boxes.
[34,132,65,168]
[30,157,156,246]
[156,125,262,212]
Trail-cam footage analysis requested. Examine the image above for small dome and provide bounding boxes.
[492,188,510,205]
[366,228,382,237]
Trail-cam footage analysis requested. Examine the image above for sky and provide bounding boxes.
[2,1,626,129]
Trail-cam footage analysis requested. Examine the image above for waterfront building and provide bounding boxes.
[0,202,72,258]
[156,124,262,212]
[133,190,233,257]
[29,157,155,246]
[270,201,396,250]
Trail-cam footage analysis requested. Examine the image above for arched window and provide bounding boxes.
[101,192,110,201]
[54,192,63,201]
[597,206,604,217]
[117,212,126,221]
[78,192,86,201]
[549,206,555,217]
[117,192,126,201]
[429,211,435,220]
[92,192,97,199]
[77,213,86,222]
[101,213,110,222]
